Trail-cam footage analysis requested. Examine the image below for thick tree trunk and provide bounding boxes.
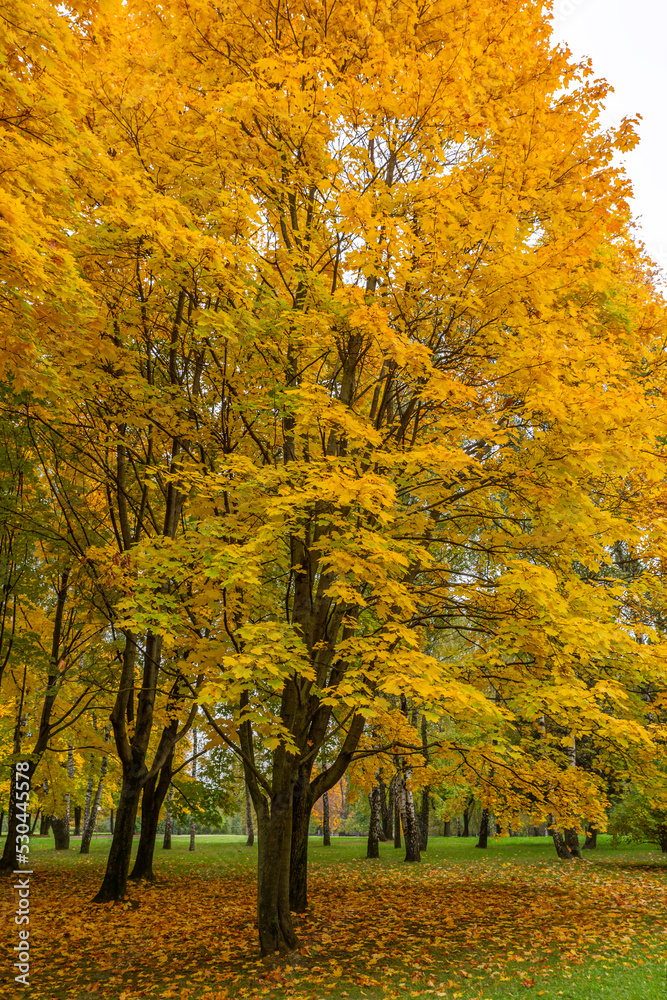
[51,813,70,850]
[564,828,582,859]
[366,785,381,859]
[322,790,331,846]
[163,785,173,849]
[289,767,314,912]
[74,805,82,837]
[93,770,143,902]
[443,819,451,837]
[256,795,299,955]
[551,828,571,859]
[582,824,598,850]
[245,782,254,847]
[130,749,173,881]
[80,757,107,855]
[476,808,489,849]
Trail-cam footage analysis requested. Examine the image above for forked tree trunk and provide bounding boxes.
[130,747,174,881]
[322,790,331,847]
[476,808,489,849]
[366,785,381,859]
[245,783,254,847]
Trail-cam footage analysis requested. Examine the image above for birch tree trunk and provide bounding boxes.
[245,782,254,847]
[80,752,108,855]
[366,785,381,859]
[163,784,173,850]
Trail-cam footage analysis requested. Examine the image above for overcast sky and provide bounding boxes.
[550,0,667,278]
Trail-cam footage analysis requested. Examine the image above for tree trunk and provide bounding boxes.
[245,782,254,847]
[658,825,667,852]
[83,774,93,833]
[163,784,173,850]
[463,804,471,837]
[0,810,3,837]
[378,775,389,841]
[80,756,107,855]
[419,788,429,852]
[255,793,299,955]
[130,748,174,881]
[366,785,381,859]
[393,782,401,848]
[30,810,40,834]
[564,828,582,859]
[289,766,314,912]
[93,770,143,902]
[40,813,51,836]
[397,770,420,863]
[74,805,82,837]
[322,790,331,847]
[419,715,429,851]
[110,808,114,834]
[189,728,197,852]
[384,779,394,842]
[51,813,70,850]
[582,824,598,850]
[476,808,489,849]
[443,819,451,837]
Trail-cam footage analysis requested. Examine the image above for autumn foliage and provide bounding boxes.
[2,0,667,963]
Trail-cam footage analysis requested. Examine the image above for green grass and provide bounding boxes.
[2,832,667,1000]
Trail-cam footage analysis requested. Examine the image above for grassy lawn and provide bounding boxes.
[2,833,666,999]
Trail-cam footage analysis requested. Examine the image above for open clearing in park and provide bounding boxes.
[3,835,667,1000]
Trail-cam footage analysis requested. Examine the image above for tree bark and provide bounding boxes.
[80,753,108,855]
[582,824,598,850]
[397,770,420,862]
[383,777,394,842]
[51,813,70,850]
[74,805,82,837]
[83,774,93,834]
[255,787,299,954]
[40,813,51,836]
[0,810,3,837]
[443,819,451,837]
[658,824,667,852]
[322,790,331,847]
[463,803,471,837]
[245,782,254,846]
[189,728,197,853]
[163,784,173,849]
[419,716,429,851]
[393,779,401,848]
[110,808,114,834]
[93,770,143,901]
[366,785,381,859]
[564,828,582,858]
[130,746,174,880]
[476,808,489,849]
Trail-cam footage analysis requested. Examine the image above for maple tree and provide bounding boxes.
[2,0,667,964]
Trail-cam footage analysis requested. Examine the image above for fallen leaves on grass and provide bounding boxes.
[2,856,666,1000]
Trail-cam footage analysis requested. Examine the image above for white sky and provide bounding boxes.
[550,0,667,277]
